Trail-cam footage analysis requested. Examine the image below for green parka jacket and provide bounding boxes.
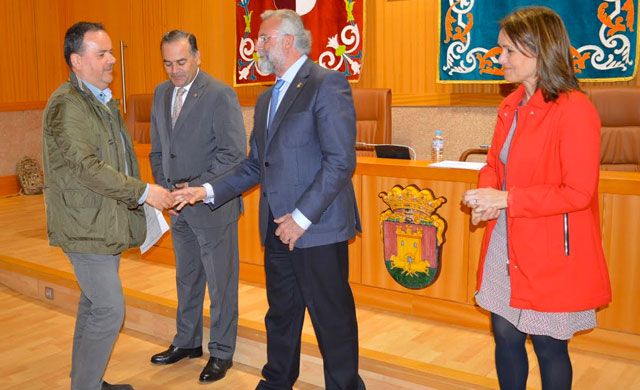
[42,73,147,255]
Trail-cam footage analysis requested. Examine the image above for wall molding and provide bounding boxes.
[0,101,47,112]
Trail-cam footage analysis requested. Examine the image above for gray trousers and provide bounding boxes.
[171,217,239,359]
[66,252,124,390]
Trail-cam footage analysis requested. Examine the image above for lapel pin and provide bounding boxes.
[296,82,303,89]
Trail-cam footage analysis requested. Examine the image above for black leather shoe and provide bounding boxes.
[150,344,203,365]
[199,357,233,383]
[102,381,134,389]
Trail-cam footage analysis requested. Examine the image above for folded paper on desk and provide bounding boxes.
[141,204,170,254]
[429,160,486,170]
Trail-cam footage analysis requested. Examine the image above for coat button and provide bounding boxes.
[170,153,176,158]
[264,161,269,167]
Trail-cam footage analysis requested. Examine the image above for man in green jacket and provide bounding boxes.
[42,22,175,390]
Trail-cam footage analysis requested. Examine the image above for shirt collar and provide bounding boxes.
[279,55,308,85]
[80,79,112,105]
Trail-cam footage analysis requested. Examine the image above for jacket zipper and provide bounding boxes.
[563,213,570,256]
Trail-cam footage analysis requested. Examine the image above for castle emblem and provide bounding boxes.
[379,185,447,289]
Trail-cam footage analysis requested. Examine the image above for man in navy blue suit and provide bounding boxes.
[174,9,364,390]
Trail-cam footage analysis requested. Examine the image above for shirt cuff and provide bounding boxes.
[292,208,311,230]
[138,184,150,205]
[203,183,215,204]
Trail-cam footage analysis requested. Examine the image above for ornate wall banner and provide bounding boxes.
[235,0,364,86]
[379,185,447,289]
[438,0,639,83]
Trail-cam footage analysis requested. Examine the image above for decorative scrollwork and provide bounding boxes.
[440,0,637,81]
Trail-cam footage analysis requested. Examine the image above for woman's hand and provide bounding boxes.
[471,207,500,225]
[463,188,508,225]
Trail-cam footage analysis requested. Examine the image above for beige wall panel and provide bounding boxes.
[359,175,469,302]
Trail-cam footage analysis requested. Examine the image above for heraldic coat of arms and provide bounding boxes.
[379,185,447,289]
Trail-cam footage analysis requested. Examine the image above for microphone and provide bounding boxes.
[355,142,416,160]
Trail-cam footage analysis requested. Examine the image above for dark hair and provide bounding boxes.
[160,30,198,55]
[501,6,580,102]
[64,22,105,67]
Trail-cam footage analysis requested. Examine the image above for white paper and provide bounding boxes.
[140,204,170,254]
[429,160,486,170]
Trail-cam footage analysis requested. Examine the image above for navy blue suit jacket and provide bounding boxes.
[211,59,361,248]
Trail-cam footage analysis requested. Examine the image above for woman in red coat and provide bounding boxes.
[463,7,611,390]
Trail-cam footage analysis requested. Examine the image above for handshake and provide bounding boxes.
[144,183,208,213]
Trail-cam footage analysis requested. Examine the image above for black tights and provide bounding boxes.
[491,313,572,390]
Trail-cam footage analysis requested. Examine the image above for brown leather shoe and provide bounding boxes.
[150,344,203,365]
[199,357,233,383]
[101,381,134,389]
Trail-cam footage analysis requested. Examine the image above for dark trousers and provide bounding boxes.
[492,313,572,390]
[257,217,364,390]
[170,216,239,359]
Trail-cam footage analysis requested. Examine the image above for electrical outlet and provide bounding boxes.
[44,287,54,300]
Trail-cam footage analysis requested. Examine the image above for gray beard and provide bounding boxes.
[257,57,275,75]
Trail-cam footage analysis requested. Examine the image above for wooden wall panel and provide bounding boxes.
[598,193,640,334]
[0,1,39,103]
[238,187,266,266]
[4,0,640,111]
[34,0,67,101]
[58,0,134,110]
[127,0,168,97]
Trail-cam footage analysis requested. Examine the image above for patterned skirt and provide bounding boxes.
[475,211,596,340]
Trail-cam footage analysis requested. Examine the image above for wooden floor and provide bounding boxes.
[1,194,640,390]
[0,285,280,390]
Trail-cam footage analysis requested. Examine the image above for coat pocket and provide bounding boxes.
[61,190,104,241]
[546,214,570,260]
[62,190,103,208]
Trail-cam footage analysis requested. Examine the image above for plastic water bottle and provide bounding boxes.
[431,130,444,162]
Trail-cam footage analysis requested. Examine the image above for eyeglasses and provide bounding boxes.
[256,34,280,44]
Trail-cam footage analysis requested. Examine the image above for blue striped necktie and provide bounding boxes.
[267,79,285,131]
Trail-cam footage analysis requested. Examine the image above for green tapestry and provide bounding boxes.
[438,0,639,82]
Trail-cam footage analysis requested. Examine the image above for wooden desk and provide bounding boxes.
[135,145,640,359]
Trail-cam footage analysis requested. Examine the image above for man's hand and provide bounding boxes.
[274,213,305,251]
[145,184,175,210]
[172,186,207,210]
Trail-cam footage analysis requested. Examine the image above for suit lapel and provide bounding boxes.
[265,59,312,146]
[164,85,173,138]
[255,94,270,152]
